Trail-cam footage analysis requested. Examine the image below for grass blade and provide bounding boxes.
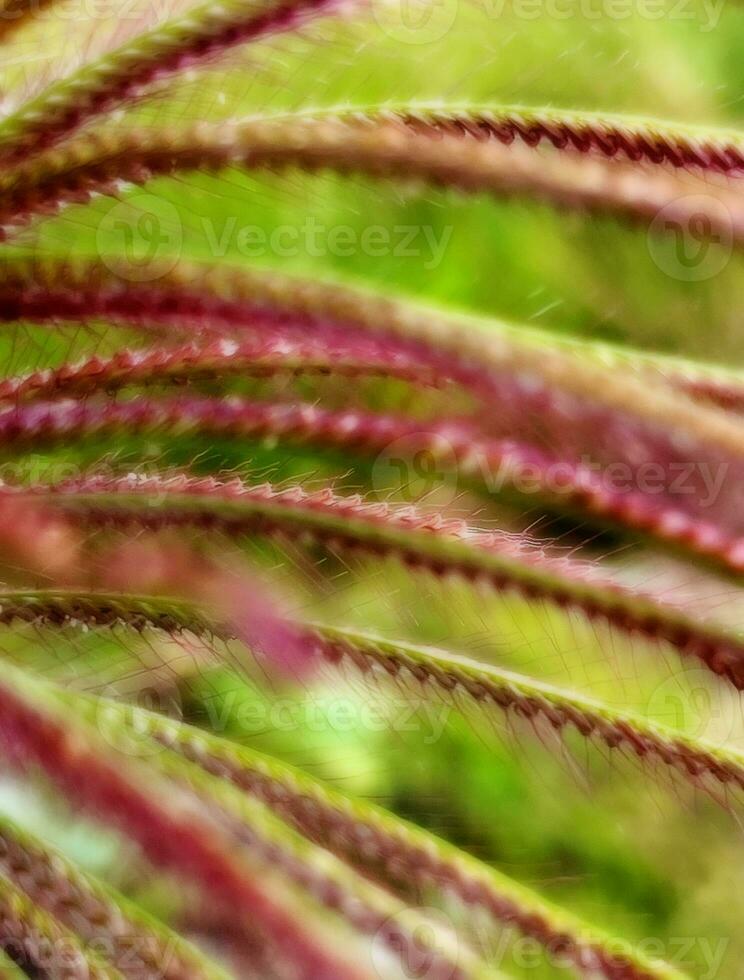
[79,704,500,980]
[66,687,690,980]
[329,104,744,173]
[0,586,741,793]
[0,336,436,403]
[0,814,231,980]
[0,870,122,978]
[0,0,349,167]
[2,118,740,240]
[2,255,742,414]
[0,660,379,980]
